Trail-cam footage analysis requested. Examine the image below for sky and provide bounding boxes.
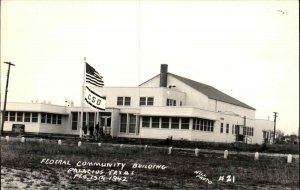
[1,0,299,135]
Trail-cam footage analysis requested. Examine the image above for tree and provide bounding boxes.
[276,130,285,142]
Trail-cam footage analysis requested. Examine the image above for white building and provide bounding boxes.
[1,64,274,144]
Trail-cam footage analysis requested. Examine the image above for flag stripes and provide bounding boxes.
[86,62,104,87]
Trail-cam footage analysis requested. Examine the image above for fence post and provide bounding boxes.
[5,136,9,142]
[39,138,43,143]
[144,145,148,151]
[98,143,102,147]
[20,137,25,143]
[120,144,123,148]
[224,150,229,159]
[78,141,82,147]
[287,154,292,163]
[58,140,62,145]
[168,147,172,155]
[254,152,259,160]
[195,148,199,157]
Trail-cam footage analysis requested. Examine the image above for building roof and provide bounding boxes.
[140,72,255,110]
[169,73,256,110]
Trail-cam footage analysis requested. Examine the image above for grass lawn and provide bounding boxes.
[1,139,299,189]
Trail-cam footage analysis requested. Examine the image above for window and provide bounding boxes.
[171,118,179,129]
[4,112,9,121]
[41,113,46,123]
[57,115,62,125]
[181,118,189,129]
[166,99,176,106]
[129,114,136,133]
[232,124,235,134]
[9,112,16,122]
[52,114,57,124]
[32,113,38,123]
[47,113,52,124]
[120,114,127,133]
[147,97,154,106]
[17,112,23,122]
[88,112,95,128]
[72,112,78,130]
[117,97,123,106]
[161,117,169,128]
[82,112,87,127]
[243,126,254,136]
[140,97,146,106]
[192,118,214,132]
[220,123,224,133]
[226,124,229,134]
[142,116,150,128]
[152,117,160,128]
[124,97,131,106]
[200,120,204,131]
[24,112,31,122]
[193,119,197,130]
[117,97,131,106]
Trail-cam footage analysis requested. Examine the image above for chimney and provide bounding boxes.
[160,64,168,87]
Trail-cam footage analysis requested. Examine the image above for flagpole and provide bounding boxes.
[80,57,86,138]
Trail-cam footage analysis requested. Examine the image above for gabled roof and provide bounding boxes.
[169,73,255,110]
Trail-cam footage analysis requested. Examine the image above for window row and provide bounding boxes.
[41,113,62,125]
[142,117,190,130]
[4,111,38,123]
[220,123,254,136]
[192,118,214,132]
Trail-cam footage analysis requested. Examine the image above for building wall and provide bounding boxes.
[253,119,274,144]
[215,100,255,119]
[96,87,186,108]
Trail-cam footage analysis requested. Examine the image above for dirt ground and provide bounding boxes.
[1,138,299,189]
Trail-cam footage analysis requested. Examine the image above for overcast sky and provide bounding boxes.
[1,0,299,134]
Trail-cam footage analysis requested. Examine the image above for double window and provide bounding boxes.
[140,97,154,106]
[117,97,131,106]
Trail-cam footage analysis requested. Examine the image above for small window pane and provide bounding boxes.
[171,118,179,129]
[124,97,131,106]
[17,112,23,122]
[152,117,160,128]
[181,118,189,129]
[147,97,154,106]
[41,113,46,123]
[24,112,31,122]
[140,97,146,106]
[142,117,150,128]
[9,112,16,122]
[161,117,170,128]
[117,97,123,105]
[32,113,38,123]
[47,114,52,124]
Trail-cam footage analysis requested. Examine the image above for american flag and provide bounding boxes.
[85,62,104,87]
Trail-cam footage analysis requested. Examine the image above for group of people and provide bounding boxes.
[82,122,107,139]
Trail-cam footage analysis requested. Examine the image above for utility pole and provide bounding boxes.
[1,62,15,136]
[273,112,278,143]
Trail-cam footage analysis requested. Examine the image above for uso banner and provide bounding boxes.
[85,86,106,110]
